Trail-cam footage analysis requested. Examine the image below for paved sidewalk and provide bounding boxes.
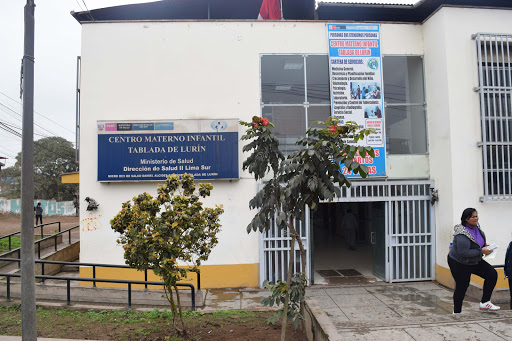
[307,281,512,340]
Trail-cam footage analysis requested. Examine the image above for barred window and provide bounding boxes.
[474,33,512,200]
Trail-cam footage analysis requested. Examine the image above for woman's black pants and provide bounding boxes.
[447,255,497,313]
[509,278,512,309]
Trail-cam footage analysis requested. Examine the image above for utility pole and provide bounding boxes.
[20,0,37,340]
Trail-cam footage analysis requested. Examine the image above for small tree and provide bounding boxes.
[110,174,223,334]
[241,116,374,340]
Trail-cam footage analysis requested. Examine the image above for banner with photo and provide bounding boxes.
[327,23,386,177]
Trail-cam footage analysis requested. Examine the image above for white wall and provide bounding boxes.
[424,7,512,267]
[79,20,426,266]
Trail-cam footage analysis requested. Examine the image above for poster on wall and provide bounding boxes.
[327,23,386,177]
[97,119,239,182]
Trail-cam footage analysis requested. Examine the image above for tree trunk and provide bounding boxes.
[281,226,296,341]
[174,284,186,334]
[164,284,183,334]
[287,222,307,326]
[287,224,306,280]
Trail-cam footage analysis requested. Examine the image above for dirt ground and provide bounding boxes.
[0,306,308,341]
[0,213,79,236]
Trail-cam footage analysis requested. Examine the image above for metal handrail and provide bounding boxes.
[0,221,61,253]
[0,225,79,261]
[0,272,196,310]
[0,257,201,291]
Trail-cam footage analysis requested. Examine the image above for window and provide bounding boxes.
[261,55,428,157]
[261,55,331,155]
[383,56,427,155]
[474,33,512,200]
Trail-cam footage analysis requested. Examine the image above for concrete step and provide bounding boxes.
[466,282,511,304]
[0,240,80,285]
[60,264,79,272]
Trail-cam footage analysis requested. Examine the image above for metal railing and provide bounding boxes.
[0,221,62,253]
[0,257,200,291]
[0,225,79,259]
[0,272,196,310]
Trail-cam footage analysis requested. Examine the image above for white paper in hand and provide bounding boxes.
[487,243,498,250]
[483,244,498,259]
[483,250,498,259]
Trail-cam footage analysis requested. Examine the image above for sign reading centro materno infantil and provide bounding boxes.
[327,23,386,178]
[97,119,239,182]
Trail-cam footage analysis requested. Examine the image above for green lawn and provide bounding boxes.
[0,236,41,253]
[0,237,21,253]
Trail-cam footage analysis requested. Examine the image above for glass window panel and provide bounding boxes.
[306,55,330,104]
[261,55,305,104]
[383,56,425,104]
[386,105,427,154]
[307,106,331,129]
[263,106,306,156]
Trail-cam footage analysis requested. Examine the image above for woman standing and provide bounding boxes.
[447,208,500,314]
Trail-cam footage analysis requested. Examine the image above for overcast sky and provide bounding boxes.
[0,0,418,168]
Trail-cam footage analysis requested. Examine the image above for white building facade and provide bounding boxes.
[73,1,512,289]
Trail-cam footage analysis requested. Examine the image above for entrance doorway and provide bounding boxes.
[312,202,386,285]
[259,181,435,286]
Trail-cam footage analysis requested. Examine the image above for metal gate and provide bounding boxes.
[259,180,435,285]
[259,212,310,286]
[387,183,435,282]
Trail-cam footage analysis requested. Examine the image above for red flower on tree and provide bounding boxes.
[251,116,270,128]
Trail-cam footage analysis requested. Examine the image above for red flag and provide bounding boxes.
[258,0,281,20]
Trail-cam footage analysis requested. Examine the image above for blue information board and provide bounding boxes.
[97,119,239,181]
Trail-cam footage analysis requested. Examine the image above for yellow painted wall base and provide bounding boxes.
[79,263,259,289]
[436,264,509,289]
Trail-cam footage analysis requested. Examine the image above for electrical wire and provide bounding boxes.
[0,100,75,144]
[80,0,95,21]
[0,91,76,135]
[74,0,85,12]
[0,119,51,138]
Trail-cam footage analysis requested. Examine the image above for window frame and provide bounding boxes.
[260,54,332,154]
[382,54,429,156]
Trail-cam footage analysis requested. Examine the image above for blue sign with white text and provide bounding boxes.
[97,120,239,181]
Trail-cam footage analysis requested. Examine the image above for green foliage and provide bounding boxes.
[0,136,78,200]
[110,174,223,334]
[240,119,284,180]
[261,273,307,330]
[242,116,375,233]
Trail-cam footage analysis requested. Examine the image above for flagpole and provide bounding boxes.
[280,0,283,20]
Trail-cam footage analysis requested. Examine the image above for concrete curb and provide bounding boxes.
[305,298,344,341]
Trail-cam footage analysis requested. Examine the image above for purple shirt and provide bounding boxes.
[465,225,485,248]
